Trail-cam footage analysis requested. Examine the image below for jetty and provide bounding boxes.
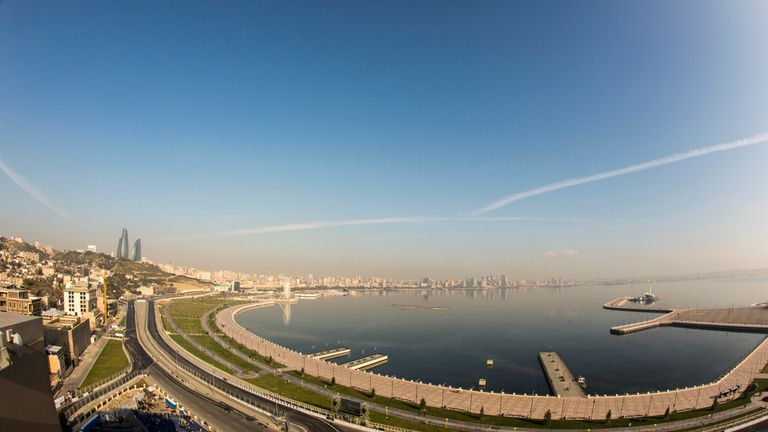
[605,297,768,335]
[308,347,351,360]
[341,354,388,371]
[603,296,673,314]
[538,351,586,397]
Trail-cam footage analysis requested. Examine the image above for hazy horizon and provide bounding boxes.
[2,1,767,280]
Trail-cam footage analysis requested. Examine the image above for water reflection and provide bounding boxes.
[279,302,292,326]
[237,278,768,395]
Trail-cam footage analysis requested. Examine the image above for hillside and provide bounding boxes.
[0,237,50,259]
[4,238,213,298]
[51,249,210,297]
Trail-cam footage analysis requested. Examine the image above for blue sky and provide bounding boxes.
[1,0,767,279]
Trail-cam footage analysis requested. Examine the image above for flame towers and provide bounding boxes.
[131,239,141,262]
[115,228,141,261]
[116,228,129,259]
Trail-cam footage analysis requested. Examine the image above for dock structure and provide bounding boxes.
[602,296,674,313]
[538,352,586,398]
[605,297,768,335]
[341,354,388,371]
[308,347,351,360]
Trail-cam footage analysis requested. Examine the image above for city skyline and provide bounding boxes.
[2,1,768,279]
[2,3,768,432]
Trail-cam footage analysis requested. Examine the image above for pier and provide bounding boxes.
[605,297,768,335]
[538,351,586,397]
[308,347,351,360]
[341,354,388,370]
[602,296,674,314]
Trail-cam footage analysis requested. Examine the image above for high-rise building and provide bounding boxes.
[131,239,141,262]
[120,228,130,259]
[63,280,97,317]
[115,228,143,261]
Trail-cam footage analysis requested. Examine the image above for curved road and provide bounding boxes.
[135,299,342,432]
[124,301,275,431]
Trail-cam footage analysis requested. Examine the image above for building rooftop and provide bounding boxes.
[45,345,63,354]
[0,311,39,329]
[41,309,65,318]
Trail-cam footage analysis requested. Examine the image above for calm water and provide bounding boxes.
[236,278,768,395]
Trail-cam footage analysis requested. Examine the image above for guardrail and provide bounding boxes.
[63,371,145,421]
[69,365,132,400]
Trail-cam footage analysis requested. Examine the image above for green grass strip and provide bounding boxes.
[170,334,231,372]
[191,335,259,372]
[80,339,129,388]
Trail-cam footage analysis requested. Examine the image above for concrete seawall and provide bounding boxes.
[217,301,768,421]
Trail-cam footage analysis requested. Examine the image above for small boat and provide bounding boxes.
[641,285,659,303]
[577,375,587,389]
[486,359,494,367]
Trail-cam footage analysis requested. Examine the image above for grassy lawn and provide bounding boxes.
[369,411,449,431]
[207,312,224,335]
[170,334,232,372]
[80,339,129,388]
[219,332,286,368]
[191,335,259,372]
[165,298,235,334]
[172,317,206,334]
[247,374,334,410]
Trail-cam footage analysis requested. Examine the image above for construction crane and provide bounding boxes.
[102,275,109,319]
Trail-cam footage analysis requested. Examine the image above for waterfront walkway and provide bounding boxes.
[159,296,768,431]
[605,297,768,335]
[218,301,768,421]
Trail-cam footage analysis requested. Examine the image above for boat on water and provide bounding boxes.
[628,285,660,304]
[577,375,587,389]
[641,285,659,303]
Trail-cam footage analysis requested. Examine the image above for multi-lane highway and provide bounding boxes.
[124,300,275,431]
[128,299,343,432]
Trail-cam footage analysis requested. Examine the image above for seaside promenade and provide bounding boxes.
[217,301,768,420]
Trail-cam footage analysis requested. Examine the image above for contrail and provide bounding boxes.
[475,131,768,215]
[0,157,73,221]
[154,216,597,242]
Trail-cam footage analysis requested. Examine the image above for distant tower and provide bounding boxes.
[131,239,141,262]
[282,281,291,300]
[116,228,130,260]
